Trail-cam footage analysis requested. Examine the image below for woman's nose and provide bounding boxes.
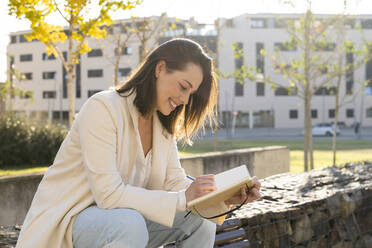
[181,92,190,105]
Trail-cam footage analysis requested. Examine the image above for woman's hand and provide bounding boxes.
[185,174,217,204]
[224,177,261,207]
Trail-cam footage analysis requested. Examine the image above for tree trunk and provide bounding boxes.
[114,36,122,86]
[67,27,76,127]
[304,95,310,171]
[303,10,312,171]
[139,41,146,62]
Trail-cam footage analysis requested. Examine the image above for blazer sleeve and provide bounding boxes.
[163,139,193,192]
[76,97,179,227]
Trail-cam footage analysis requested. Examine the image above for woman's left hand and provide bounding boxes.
[224,176,261,206]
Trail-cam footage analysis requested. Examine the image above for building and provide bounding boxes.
[6,16,197,123]
[218,13,372,128]
[6,13,372,128]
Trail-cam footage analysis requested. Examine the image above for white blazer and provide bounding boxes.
[15,90,227,248]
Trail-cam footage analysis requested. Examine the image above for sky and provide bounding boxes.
[1,0,372,81]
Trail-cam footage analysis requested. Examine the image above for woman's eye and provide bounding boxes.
[179,83,187,91]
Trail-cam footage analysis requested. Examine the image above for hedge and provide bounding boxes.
[0,113,68,167]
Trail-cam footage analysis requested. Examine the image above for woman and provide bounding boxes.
[16,38,261,248]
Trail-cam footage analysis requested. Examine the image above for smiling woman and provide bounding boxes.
[115,38,218,143]
[14,38,263,248]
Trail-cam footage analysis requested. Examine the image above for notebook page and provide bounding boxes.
[214,165,250,189]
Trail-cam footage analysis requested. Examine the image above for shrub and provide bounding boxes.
[0,113,67,168]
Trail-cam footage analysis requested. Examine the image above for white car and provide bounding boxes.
[302,123,341,136]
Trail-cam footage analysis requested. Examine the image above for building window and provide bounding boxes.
[329,109,335,118]
[251,18,267,28]
[235,82,243,97]
[314,42,336,51]
[256,82,265,96]
[42,71,56,80]
[314,87,337,96]
[88,49,103,57]
[19,34,28,43]
[88,90,103,98]
[20,54,32,62]
[256,42,264,74]
[115,47,132,55]
[274,42,297,51]
[275,87,297,96]
[225,18,234,28]
[346,109,354,118]
[118,68,131,77]
[43,91,56,99]
[10,35,17,44]
[361,19,372,29]
[365,50,372,94]
[52,111,69,121]
[367,107,372,118]
[346,49,354,95]
[42,53,56,60]
[22,72,32,80]
[88,69,103,78]
[19,91,33,99]
[311,109,318,119]
[289,110,298,119]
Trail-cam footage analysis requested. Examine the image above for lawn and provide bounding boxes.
[1,139,371,176]
[178,139,372,173]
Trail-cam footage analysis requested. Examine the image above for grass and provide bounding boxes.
[0,165,48,176]
[178,139,372,173]
[1,139,371,176]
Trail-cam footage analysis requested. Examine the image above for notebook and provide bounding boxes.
[186,165,254,224]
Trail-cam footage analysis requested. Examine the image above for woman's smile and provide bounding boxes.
[169,98,178,111]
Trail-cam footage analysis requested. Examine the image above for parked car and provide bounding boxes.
[301,123,341,136]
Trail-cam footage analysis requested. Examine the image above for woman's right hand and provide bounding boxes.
[185,174,217,205]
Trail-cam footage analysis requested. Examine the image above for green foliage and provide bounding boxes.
[8,0,141,62]
[0,81,33,103]
[0,113,68,167]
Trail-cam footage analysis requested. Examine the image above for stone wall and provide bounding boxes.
[220,161,372,248]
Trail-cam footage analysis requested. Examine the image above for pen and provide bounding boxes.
[186,175,195,181]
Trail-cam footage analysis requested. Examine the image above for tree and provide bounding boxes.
[9,0,140,127]
[1,55,33,112]
[131,13,169,61]
[102,20,134,86]
[261,4,351,171]
[328,4,372,167]
[218,39,255,138]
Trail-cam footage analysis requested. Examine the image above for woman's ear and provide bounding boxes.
[155,60,166,78]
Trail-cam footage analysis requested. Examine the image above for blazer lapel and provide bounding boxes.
[146,112,169,190]
[123,92,139,183]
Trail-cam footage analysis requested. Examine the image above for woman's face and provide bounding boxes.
[155,61,203,116]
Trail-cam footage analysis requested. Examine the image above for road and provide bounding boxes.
[198,127,372,140]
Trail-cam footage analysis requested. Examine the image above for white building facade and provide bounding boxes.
[6,13,372,128]
[218,13,372,128]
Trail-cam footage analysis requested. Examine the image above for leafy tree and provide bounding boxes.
[1,55,33,112]
[8,0,140,127]
[101,20,135,86]
[259,8,347,171]
[130,13,169,61]
[328,6,372,167]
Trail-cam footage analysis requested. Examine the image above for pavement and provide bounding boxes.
[198,127,372,140]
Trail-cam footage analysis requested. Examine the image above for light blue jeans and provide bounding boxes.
[72,205,216,248]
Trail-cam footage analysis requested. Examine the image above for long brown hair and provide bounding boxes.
[115,38,218,143]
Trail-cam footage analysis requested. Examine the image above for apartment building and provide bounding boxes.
[218,13,372,128]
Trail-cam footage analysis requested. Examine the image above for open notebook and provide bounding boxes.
[186,165,254,225]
